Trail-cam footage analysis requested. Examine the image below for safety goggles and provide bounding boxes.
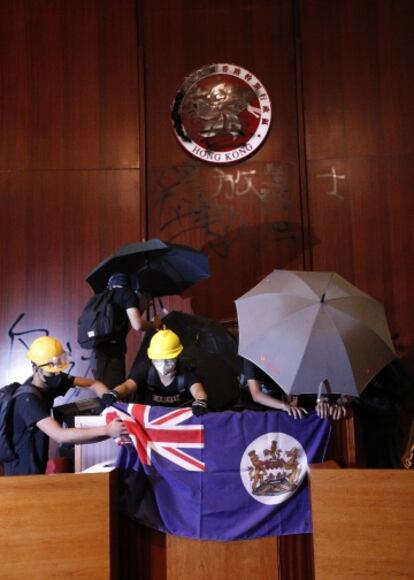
[37,352,70,373]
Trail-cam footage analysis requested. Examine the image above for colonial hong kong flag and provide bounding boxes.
[104,403,331,541]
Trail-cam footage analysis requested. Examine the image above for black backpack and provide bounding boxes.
[0,383,42,463]
[77,290,125,349]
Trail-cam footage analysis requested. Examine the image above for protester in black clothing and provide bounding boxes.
[241,359,347,420]
[90,272,161,388]
[241,359,307,418]
[352,358,414,468]
[3,336,127,476]
[105,329,209,416]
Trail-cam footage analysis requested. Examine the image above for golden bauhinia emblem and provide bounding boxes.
[171,63,272,164]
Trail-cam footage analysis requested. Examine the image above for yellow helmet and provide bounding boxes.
[147,329,183,360]
[26,336,70,373]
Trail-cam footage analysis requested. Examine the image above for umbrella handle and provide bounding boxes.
[157,297,169,315]
[317,380,330,402]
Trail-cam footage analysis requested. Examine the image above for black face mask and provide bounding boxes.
[42,372,65,389]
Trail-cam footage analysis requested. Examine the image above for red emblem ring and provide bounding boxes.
[171,63,272,164]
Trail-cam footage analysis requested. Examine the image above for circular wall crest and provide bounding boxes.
[240,432,308,505]
[171,63,272,164]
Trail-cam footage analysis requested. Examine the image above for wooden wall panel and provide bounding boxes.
[0,170,142,383]
[378,1,414,157]
[142,0,305,321]
[0,0,140,170]
[300,0,382,160]
[300,0,414,354]
[0,0,143,381]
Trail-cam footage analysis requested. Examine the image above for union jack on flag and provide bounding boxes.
[104,404,205,471]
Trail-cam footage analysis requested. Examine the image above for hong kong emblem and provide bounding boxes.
[171,63,272,164]
[240,432,308,505]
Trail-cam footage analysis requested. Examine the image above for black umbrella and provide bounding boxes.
[129,311,242,411]
[131,244,210,298]
[85,239,210,296]
[163,311,239,361]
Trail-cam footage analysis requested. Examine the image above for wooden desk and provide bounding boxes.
[310,468,414,579]
[0,472,116,580]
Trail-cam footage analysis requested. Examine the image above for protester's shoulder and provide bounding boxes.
[243,359,262,381]
[129,356,151,384]
[16,391,44,407]
[14,387,49,422]
[112,287,139,309]
[180,365,201,388]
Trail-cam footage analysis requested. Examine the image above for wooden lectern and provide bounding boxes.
[310,467,414,579]
[0,472,117,580]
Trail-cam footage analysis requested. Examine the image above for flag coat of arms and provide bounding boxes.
[105,403,331,541]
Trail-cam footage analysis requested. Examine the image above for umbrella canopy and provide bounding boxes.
[86,239,209,296]
[163,311,241,411]
[131,244,210,298]
[129,311,241,411]
[162,311,239,363]
[235,270,396,397]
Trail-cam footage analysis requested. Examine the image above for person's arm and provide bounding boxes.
[101,377,139,408]
[72,376,110,397]
[189,381,208,416]
[248,379,307,419]
[36,415,128,444]
[113,378,138,399]
[126,307,161,332]
[190,382,208,401]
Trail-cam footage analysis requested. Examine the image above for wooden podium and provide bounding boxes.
[0,472,116,580]
[310,467,414,579]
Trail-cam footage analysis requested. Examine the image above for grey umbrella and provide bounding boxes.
[235,270,396,397]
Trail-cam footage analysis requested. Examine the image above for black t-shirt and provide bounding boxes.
[95,287,139,355]
[243,359,286,400]
[4,375,74,476]
[129,358,199,407]
[242,360,340,408]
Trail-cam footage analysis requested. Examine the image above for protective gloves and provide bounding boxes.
[192,399,208,416]
[101,391,119,408]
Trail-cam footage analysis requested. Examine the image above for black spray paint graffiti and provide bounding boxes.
[152,162,295,257]
[8,313,49,350]
[7,313,76,374]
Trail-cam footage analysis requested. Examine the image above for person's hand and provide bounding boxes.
[284,403,308,419]
[329,403,348,420]
[101,392,119,408]
[106,418,128,438]
[115,434,132,445]
[315,396,330,419]
[192,399,208,416]
[151,315,162,330]
[90,380,110,396]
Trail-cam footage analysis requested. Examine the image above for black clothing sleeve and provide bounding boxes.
[129,356,152,385]
[18,393,49,426]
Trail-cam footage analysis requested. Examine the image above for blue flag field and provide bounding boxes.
[104,403,331,541]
